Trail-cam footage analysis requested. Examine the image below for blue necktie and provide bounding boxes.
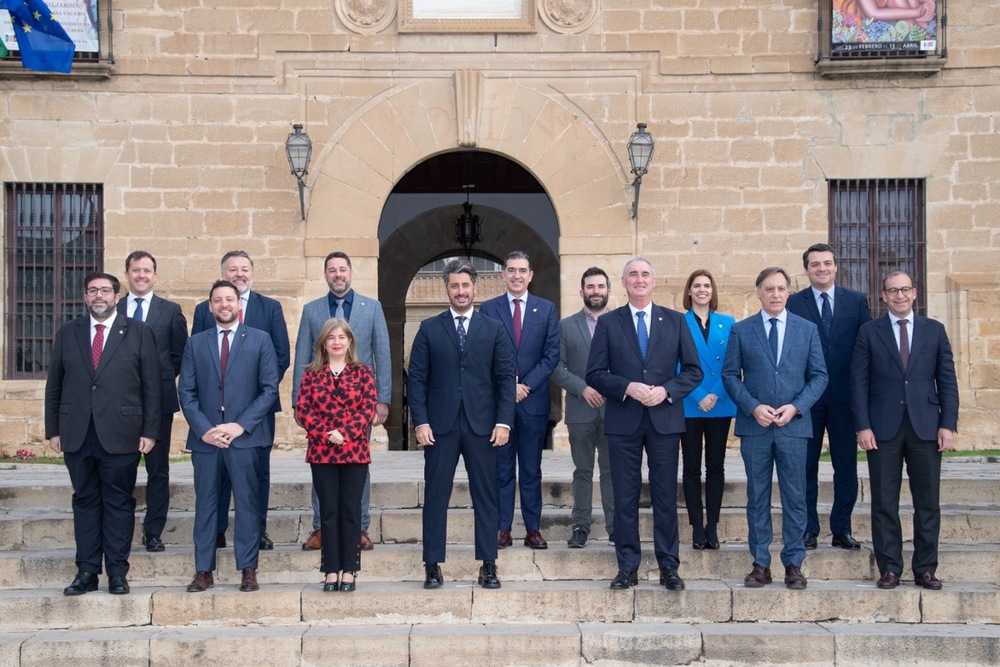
[636,311,648,360]
[132,297,144,322]
[768,317,779,363]
[820,292,833,334]
[456,315,467,352]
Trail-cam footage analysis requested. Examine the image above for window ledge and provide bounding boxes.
[816,57,946,79]
[0,61,115,80]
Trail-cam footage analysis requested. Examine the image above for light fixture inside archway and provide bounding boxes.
[627,122,654,219]
[454,184,483,257]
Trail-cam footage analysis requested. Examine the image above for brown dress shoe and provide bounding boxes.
[523,530,548,549]
[914,571,943,590]
[187,571,215,593]
[876,571,900,589]
[497,530,513,548]
[302,530,321,551]
[784,564,807,590]
[239,567,259,592]
[743,564,772,588]
[360,530,374,551]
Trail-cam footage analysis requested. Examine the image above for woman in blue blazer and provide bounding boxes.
[680,270,737,549]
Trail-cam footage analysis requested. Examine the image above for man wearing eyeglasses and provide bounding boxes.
[45,272,162,596]
[851,271,959,591]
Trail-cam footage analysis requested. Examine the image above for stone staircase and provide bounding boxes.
[0,452,998,666]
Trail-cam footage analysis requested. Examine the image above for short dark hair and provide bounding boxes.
[755,267,791,288]
[580,267,609,290]
[220,250,253,268]
[85,272,121,294]
[504,250,531,269]
[325,251,352,270]
[209,279,240,300]
[802,243,837,269]
[881,270,914,290]
[683,269,719,311]
[442,259,477,285]
[125,250,157,272]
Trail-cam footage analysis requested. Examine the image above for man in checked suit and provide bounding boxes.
[117,250,189,553]
[479,250,560,550]
[46,272,162,596]
[586,257,702,591]
[787,243,872,551]
[293,251,391,551]
[180,280,279,593]
[723,267,828,591]
[851,270,958,591]
[192,250,289,550]
[408,259,515,590]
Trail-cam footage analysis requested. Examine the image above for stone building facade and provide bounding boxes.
[2,1,998,453]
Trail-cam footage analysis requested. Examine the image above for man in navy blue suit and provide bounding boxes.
[586,257,702,591]
[192,251,289,550]
[787,243,871,551]
[408,260,515,590]
[723,267,828,590]
[852,270,958,590]
[479,250,560,550]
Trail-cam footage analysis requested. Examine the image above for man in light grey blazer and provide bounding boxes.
[292,251,391,551]
[551,267,615,548]
[722,267,828,591]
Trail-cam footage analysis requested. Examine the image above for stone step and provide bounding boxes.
[2,542,998,590]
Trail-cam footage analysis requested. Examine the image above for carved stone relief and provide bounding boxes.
[335,0,397,34]
[538,0,597,34]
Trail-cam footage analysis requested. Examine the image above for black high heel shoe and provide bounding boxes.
[705,523,720,550]
[323,574,339,592]
[339,572,356,592]
[692,525,708,550]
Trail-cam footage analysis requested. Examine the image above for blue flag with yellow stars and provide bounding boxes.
[4,0,76,73]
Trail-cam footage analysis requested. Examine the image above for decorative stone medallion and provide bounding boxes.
[538,0,597,34]
[335,0,397,35]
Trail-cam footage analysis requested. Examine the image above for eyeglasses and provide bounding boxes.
[85,287,116,296]
[883,286,914,296]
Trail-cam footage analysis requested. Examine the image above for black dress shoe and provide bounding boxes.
[831,533,861,550]
[144,535,165,552]
[744,563,772,588]
[63,571,99,596]
[784,564,807,590]
[609,570,638,590]
[914,571,943,590]
[216,532,227,548]
[259,533,274,550]
[108,575,130,595]
[477,560,501,589]
[659,567,685,591]
[876,571,900,589]
[567,526,588,549]
[423,563,443,590]
[803,532,818,550]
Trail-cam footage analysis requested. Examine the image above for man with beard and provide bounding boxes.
[180,280,279,593]
[551,267,615,548]
[46,272,162,596]
[193,251,289,550]
[293,251,390,552]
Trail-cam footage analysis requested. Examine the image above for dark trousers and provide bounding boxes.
[217,412,274,535]
[193,446,261,572]
[805,401,859,535]
[312,462,367,574]
[568,413,614,536]
[609,411,681,572]
[496,405,547,532]
[680,416,732,529]
[422,405,499,564]
[63,421,140,576]
[866,412,942,577]
[141,412,174,539]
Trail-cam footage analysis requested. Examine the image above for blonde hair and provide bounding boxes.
[307,318,360,372]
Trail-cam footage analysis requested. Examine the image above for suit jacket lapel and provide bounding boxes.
[686,311,710,363]
[907,316,927,374]
[95,316,129,377]
[496,297,516,346]
[73,318,96,377]
[874,317,904,374]
[572,310,591,347]
[441,311,463,355]
[618,307,644,361]
[751,315,777,367]
[224,327,248,380]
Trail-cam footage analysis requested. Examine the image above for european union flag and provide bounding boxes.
[4,0,76,73]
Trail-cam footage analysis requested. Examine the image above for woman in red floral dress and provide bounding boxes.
[295,318,377,592]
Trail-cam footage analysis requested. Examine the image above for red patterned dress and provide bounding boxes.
[296,363,377,464]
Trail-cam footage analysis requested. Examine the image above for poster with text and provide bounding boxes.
[831,0,937,55]
[1,0,98,55]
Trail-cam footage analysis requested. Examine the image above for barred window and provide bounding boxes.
[829,178,926,318]
[4,183,104,379]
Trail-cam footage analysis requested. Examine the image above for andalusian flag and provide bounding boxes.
[3,0,76,73]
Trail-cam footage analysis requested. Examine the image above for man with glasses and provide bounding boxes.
[851,271,959,590]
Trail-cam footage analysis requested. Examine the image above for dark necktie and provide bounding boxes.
[898,319,909,372]
[456,316,467,352]
[92,324,105,371]
[513,298,522,347]
[133,297,144,322]
[768,317,779,363]
[820,292,833,334]
[636,311,648,360]
[335,298,345,319]
[220,329,231,404]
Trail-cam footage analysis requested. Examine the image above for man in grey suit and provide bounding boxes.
[723,267,828,590]
[551,267,615,548]
[293,251,391,551]
[179,280,279,593]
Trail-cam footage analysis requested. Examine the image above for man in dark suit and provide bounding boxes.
[117,251,188,553]
[179,280,279,593]
[192,250,289,550]
[787,243,872,551]
[551,266,615,548]
[723,267,828,591]
[479,250,560,549]
[408,260,515,590]
[851,270,958,590]
[45,272,162,596]
[585,257,702,591]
